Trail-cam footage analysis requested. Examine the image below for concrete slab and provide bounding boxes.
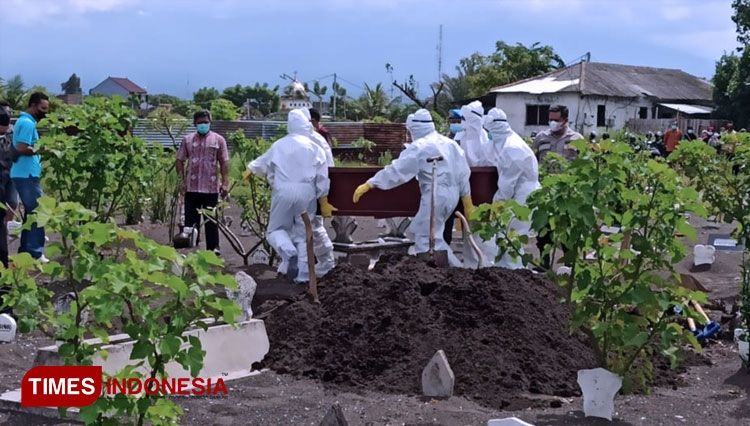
[487,417,536,426]
[707,234,743,251]
[35,320,269,380]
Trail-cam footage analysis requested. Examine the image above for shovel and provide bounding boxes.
[416,156,449,267]
[455,211,485,269]
[173,194,197,249]
[301,212,319,303]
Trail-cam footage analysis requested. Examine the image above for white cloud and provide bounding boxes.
[0,0,138,26]
[661,5,692,21]
[651,27,740,61]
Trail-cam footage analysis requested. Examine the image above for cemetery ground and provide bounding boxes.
[0,208,748,426]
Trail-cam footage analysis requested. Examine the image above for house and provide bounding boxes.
[488,62,713,136]
[89,77,147,102]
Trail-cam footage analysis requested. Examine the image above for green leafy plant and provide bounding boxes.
[474,140,706,391]
[226,130,275,265]
[209,98,240,121]
[377,150,394,167]
[40,96,155,223]
[1,198,240,425]
[671,135,750,367]
[351,137,376,162]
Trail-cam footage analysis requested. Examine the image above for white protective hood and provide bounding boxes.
[288,108,314,136]
[406,109,436,141]
[459,101,492,166]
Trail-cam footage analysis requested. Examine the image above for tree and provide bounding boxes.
[210,98,240,120]
[147,93,197,118]
[386,63,445,111]
[311,81,328,112]
[329,82,350,120]
[456,41,565,98]
[193,86,220,110]
[221,83,280,116]
[355,82,399,119]
[713,1,750,127]
[733,0,750,47]
[61,73,82,95]
[3,75,25,110]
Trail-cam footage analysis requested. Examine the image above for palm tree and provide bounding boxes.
[357,83,398,119]
[312,81,328,112]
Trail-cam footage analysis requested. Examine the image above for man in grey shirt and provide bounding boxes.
[532,104,584,269]
[533,105,583,162]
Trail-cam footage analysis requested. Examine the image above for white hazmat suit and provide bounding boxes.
[248,109,330,282]
[483,107,541,269]
[356,109,472,267]
[459,101,493,167]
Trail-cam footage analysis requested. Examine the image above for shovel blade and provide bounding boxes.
[416,250,450,267]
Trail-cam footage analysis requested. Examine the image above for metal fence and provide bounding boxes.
[625,118,731,134]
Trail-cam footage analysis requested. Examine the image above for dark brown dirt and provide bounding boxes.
[260,254,599,410]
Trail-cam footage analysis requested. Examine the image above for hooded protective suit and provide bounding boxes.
[302,108,336,276]
[364,109,471,266]
[459,101,492,167]
[248,109,330,282]
[482,108,541,269]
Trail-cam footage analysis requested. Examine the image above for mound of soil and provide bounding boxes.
[261,255,598,410]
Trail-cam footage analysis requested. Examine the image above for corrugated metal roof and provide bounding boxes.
[658,103,713,115]
[132,120,408,151]
[490,62,712,102]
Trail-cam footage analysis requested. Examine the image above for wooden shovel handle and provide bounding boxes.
[691,301,711,324]
[301,212,319,304]
[455,212,485,269]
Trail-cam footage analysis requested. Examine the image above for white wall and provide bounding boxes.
[494,92,652,137]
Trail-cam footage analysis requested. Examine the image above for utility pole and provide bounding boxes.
[437,24,443,81]
[332,73,337,120]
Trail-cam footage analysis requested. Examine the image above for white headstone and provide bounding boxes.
[227,272,258,321]
[487,418,535,426]
[421,349,454,398]
[556,266,572,275]
[0,314,16,343]
[577,368,622,421]
[693,245,716,266]
[251,248,269,265]
[735,329,749,363]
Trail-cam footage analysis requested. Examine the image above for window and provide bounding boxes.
[597,105,606,127]
[525,104,550,125]
[638,107,648,119]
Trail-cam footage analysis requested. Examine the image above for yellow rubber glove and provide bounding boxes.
[352,182,372,203]
[242,170,252,183]
[319,197,338,218]
[461,195,475,219]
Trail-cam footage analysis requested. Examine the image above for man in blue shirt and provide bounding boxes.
[11,92,49,262]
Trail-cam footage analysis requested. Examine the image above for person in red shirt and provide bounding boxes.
[663,121,683,154]
[310,109,331,142]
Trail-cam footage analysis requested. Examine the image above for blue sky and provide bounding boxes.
[0,0,740,99]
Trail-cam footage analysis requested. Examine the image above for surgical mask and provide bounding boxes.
[549,120,562,132]
[688,129,694,134]
[196,123,210,135]
[449,123,464,134]
[671,125,677,130]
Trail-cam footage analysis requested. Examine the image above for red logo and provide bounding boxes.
[21,366,102,407]
[21,366,228,407]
